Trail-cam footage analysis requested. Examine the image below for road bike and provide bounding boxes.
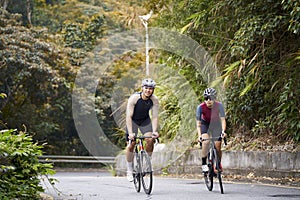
[130,135,157,195]
[200,135,227,194]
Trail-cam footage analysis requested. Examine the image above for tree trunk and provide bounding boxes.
[26,0,32,27]
[3,0,8,10]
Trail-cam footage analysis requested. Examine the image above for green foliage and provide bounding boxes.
[101,52,145,149]
[0,93,7,99]
[31,0,144,33]
[2,0,299,156]
[4,0,28,25]
[150,55,201,146]
[218,0,300,141]
[0,129,55,199]
[274,78,300,141]
[156,84,181,142]
[0,8,87,155]
[62,15,105,50]
[146,0,300,143]
[32,0,101,32]
[29,0,150,151]
[1,0,150,155]
[282,0,300,34]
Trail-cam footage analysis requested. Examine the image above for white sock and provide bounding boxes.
[127,162,133,171]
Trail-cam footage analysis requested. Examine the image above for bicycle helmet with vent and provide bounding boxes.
[203,88,217,97]
[142,78,156,88]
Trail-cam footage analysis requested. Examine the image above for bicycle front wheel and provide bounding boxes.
[214,150,224,194]
[217,170,224,194]
[140,151,153,195]
[204,152,213,191]
[133,153,141,193]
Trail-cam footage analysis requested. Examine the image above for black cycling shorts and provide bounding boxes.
[201,120,222,141]
[126,117,153,141]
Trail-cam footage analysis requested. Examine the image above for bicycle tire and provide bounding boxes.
[204,152,213,191]
[133,153,141,193]
[140,151,153,195]
[214,150,224,194]
[217,171,224,194]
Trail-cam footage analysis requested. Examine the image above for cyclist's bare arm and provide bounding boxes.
[196,120,202,141]
[196,105,203,141]
[150,95,159,138]
[218,103,226,137]
[126,94,139,140]
[220,117,227,137]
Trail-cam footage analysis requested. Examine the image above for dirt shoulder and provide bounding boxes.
[224,132,300,153]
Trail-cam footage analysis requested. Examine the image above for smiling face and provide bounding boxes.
[142,86,154,99]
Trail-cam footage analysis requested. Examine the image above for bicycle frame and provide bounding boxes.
[130,135,154,195]
[201,136,226,194]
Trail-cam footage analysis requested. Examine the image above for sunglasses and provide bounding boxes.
[143,86,154,90]
[204,96,215,101]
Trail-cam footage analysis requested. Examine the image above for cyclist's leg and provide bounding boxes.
[144,132,154,156]
[201,121,210,166]
[201,133,209,158]
[201,133,209,171]
[126,142,135,162]
[211,122,223,169]
[126,123,138,181]
[214,140,222,164]
[215,139,222,156]
[140,118,154,156]
[125,125,137,163]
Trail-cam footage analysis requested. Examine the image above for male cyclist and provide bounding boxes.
[196,88,227,173]
[125,78,159,182]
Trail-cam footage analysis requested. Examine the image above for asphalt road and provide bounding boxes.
[40,171,300,200]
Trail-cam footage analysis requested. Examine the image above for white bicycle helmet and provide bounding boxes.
[142,78,156,88]
[203,88,217,97]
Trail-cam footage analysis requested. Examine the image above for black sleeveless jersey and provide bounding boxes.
[132,92,153,122]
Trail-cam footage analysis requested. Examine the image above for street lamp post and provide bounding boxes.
[139,11,153,76]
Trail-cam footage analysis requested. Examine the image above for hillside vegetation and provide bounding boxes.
[0,0,299,156]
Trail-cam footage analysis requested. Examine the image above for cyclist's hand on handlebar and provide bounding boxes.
[128,133,135,140]
[152,132,159,139]
[221,131,227,138]
[221,131,228,145]
[198,136,202,143]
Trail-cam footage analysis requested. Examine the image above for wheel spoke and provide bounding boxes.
[204,153,213,191]
[214,149,224,194]
[133,154,141,192]
[141,151,153,194]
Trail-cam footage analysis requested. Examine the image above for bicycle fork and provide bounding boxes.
[134,140,145,174]
[208,148,218,177]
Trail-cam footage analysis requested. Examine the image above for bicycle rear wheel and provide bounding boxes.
[204,152,213,191]
[140,151,153,194]
[133,153,141,193]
